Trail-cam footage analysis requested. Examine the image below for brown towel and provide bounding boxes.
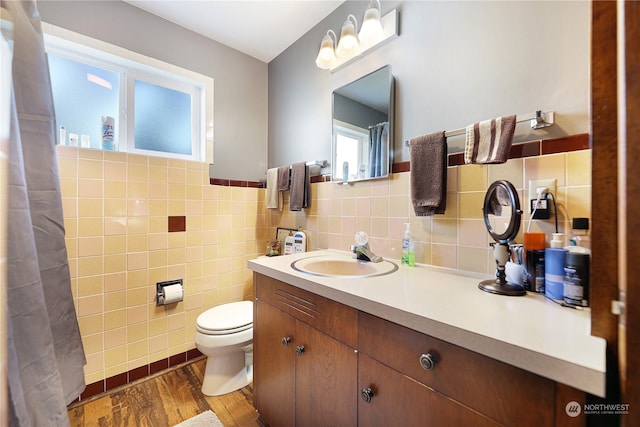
[289,162,309,211]
[410,131,447,216]
[464,115,516,164]
[277,166,290,191]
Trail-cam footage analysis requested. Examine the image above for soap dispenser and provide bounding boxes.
[401,223,415,267]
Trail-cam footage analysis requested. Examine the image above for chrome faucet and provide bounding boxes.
[350,243,383,263]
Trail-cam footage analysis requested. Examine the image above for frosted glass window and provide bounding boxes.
[48,53,119,149]
[134,80,192,156]
[45,30,209,161]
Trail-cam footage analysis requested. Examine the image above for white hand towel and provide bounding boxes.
[266,168,282,210]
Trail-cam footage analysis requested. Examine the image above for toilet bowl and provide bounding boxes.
[195,300,253,396]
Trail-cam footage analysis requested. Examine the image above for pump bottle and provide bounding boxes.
[401,223,415,266]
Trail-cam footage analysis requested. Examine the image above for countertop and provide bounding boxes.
[248,250,606,397]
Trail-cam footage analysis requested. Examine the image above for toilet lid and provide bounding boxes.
[196,301,253,335]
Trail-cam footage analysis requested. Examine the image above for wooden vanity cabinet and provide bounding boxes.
[253,274,358,427]
[358,311,588,426]
[358,352,500,426]
[253,273,586,426]
[253,301,295,426]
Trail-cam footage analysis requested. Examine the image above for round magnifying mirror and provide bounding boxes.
[483,180,521,243]
[479,180,525,296]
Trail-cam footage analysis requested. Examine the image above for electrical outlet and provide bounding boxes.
[528,178,557,214]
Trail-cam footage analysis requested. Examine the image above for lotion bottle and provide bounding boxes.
[401,223,415,266]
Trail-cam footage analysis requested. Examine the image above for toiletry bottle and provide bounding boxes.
[401,223,415,266]
[569,218,591,249]
[550,233,565,248]
[523,232,545,292]
[59,126,66,146]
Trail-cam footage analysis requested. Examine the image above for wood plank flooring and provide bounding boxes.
[68,357,263,427]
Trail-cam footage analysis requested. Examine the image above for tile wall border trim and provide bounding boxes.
[393,133,589,173]
[209,133,589,187]
[71,348,204,403]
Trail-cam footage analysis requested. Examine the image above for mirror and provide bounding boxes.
[332,65,394,183]
[479,180,525,296]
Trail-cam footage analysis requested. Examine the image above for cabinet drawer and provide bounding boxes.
[255,273,358,348]
[358,353,500,427]
[358,311,555,426]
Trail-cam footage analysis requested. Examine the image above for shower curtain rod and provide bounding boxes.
[404,110,555,147]
[368,121,389,129]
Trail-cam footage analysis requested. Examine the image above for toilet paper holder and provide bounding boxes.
[156,279,184,306]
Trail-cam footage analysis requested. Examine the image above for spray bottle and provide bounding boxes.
[401,223,415,266]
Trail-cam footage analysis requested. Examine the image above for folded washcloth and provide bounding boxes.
[289,162,309,211]
[464,115,516,164]
[410,131,447,216]
[277,166,290,191]
[266,168,282,210]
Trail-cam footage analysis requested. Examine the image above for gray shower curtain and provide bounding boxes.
[368,122,389,178]
[5,0,86,425]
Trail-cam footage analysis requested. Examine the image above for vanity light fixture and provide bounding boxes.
[359,0,384,46]
[315,30,338,69]
[315,6,398,72]
[336,14,361,58]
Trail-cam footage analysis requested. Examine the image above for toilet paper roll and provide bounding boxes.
[161,283,183,305]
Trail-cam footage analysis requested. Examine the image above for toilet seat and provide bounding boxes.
[196,301,253,336]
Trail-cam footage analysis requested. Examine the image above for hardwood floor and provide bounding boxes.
[68,357,263,427]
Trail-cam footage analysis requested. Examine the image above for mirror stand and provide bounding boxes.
[479,242,526,296]
[479,180,525,297]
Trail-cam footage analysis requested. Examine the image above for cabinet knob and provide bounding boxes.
[361,387,374,403]
[281,337,292,347]
[419,353,437,371]
[295,345,305,356]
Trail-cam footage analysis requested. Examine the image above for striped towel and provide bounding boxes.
[464,115,516,164]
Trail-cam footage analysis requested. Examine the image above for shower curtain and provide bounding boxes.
[5,1,86,425]
[368,122,389,178]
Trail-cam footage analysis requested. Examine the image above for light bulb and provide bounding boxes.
[359,2,383,46]
[336,15,361,58]
[315,31,337,69]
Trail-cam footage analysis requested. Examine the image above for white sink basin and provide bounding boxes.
[291,254,398,278]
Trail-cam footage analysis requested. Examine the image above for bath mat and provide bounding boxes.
[174,410,224,427]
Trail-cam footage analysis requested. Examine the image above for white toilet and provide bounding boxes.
[194,300,253,396]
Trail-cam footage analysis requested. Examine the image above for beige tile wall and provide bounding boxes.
[57,146,266,384]
[271,150,592,275]
[56,146,590,385]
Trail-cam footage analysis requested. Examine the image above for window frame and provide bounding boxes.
[43,26,213,163]
[332,120,369,180]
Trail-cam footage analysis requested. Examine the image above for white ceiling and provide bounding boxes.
[125,0,345,63]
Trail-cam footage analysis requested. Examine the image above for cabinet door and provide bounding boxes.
[295,321,357,426]
[254,301,296,427]
[358,353,500,427]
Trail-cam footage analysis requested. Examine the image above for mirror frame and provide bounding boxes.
[482,180,522,243]
[331,65,394,183]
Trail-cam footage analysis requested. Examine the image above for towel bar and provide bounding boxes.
[265,160,327,176]
[404,110,555,147]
